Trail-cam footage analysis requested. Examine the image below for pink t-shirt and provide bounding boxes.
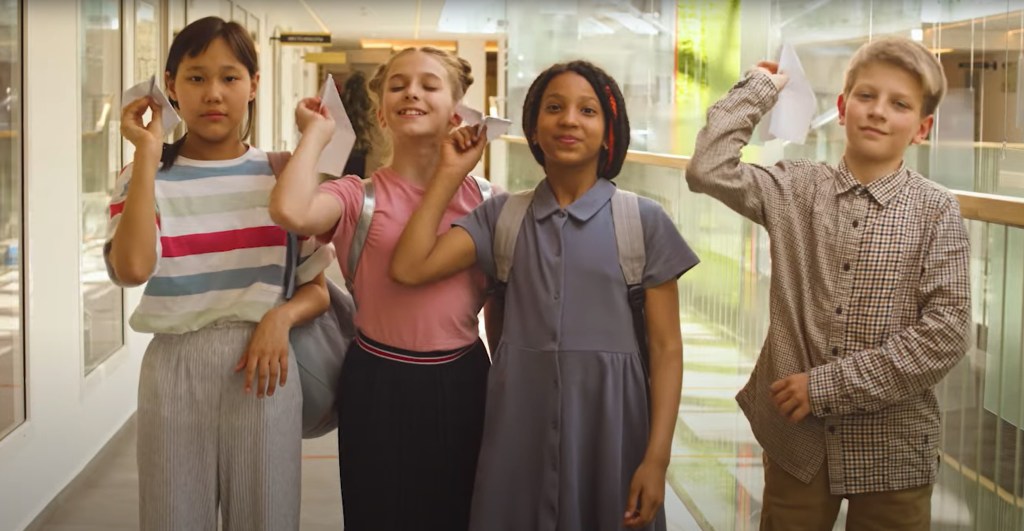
[319,167,490,352]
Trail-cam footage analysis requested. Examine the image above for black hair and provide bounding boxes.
[160,17,259,170]
[341,71,375,154]
[521,60,629,180]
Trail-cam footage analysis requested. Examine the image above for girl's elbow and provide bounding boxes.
[268,202,303,232]
[112,261,151,287]
[390,262,425,287]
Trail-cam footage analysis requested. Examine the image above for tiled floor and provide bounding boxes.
[33,419,343,531]
[30,415,702,530]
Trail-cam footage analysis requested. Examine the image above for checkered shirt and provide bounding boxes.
[687,71,972,495]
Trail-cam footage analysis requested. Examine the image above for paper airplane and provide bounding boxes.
[315,74,356,177]
[456,102,512,142]
[766,43,817,144]
[121,75,182,134]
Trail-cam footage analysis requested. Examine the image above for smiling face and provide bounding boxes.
[531,71,606,177]
[377,50,459,143]
[838,61,933,170]
[166,36,258,145]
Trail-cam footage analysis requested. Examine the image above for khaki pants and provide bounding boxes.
[760,455,932,531]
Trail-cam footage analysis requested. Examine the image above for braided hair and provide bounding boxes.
[522,60,629,180]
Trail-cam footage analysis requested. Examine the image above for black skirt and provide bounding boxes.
[337,333,490,531]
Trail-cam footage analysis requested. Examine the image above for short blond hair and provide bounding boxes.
[843,36,947,116]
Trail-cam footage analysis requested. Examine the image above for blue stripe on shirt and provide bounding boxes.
[144,264,285,297]
[156,160,274,182]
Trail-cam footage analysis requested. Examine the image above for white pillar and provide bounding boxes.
[458,38,487,176]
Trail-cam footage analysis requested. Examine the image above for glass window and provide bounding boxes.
[135,0,160,82]
[0,0,23,441]
[81,0,124,373]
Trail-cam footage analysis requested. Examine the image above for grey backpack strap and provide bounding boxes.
[266,151,292,177]
[345,178,376,296]
[493,190,533,283]
[611,189,645,286]
[470,175,493,202]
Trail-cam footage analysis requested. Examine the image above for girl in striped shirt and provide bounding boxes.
[104,17,331,531]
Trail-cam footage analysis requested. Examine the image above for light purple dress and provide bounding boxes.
[455,178,699,531]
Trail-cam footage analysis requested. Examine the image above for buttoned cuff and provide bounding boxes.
[737,70,781,112]
[808,363,844,417]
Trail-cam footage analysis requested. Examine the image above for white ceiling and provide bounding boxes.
[263,0,502,46]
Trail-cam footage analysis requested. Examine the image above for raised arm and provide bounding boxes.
[686,64,791,227]
[391,126,486,286]
[269,97,344,237]
[106,97,163,286]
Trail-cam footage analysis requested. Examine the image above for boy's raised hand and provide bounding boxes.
[755,61,789,91]
[120,96,164,160]
[295,97,335,146]
[437,124,488,180]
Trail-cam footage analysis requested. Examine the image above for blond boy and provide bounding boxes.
[687,37,970,530]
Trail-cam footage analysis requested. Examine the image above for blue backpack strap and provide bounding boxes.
[345,178,376,299]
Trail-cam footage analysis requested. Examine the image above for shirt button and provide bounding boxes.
[554,293,560,300]
[852,220,860,228]
[829,426,836,434]
[842,263,850,272]
[551,420,558,429]
[836,306,843,315]
[557,211,566,218]
[831,347,839,356]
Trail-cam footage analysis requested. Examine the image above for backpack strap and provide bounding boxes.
[267,151,291,177]
[611,189,645,286]
[470,175,493,202]
[493,190,533,283]
[345,178,376,298]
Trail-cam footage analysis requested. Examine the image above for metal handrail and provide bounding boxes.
[498,135,1024,228]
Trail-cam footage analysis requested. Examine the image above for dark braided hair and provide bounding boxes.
[522,60,630,180]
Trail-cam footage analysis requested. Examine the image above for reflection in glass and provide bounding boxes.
[81,0,124,373]
[497,1,1024,528]
[0,0,22,441]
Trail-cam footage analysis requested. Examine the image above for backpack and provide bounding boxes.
[492,187,650,376]
[267,151,356,439]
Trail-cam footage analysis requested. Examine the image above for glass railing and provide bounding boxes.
[493,136,1024,530]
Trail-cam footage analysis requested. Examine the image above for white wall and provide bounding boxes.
[0,3,150,530]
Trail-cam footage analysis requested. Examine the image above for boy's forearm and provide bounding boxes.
[686,72,785,226]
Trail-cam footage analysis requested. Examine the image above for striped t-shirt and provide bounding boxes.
[104,147,334,334]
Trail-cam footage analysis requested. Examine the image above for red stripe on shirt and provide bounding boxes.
[160,226,286,258]
[110,201,125,218]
